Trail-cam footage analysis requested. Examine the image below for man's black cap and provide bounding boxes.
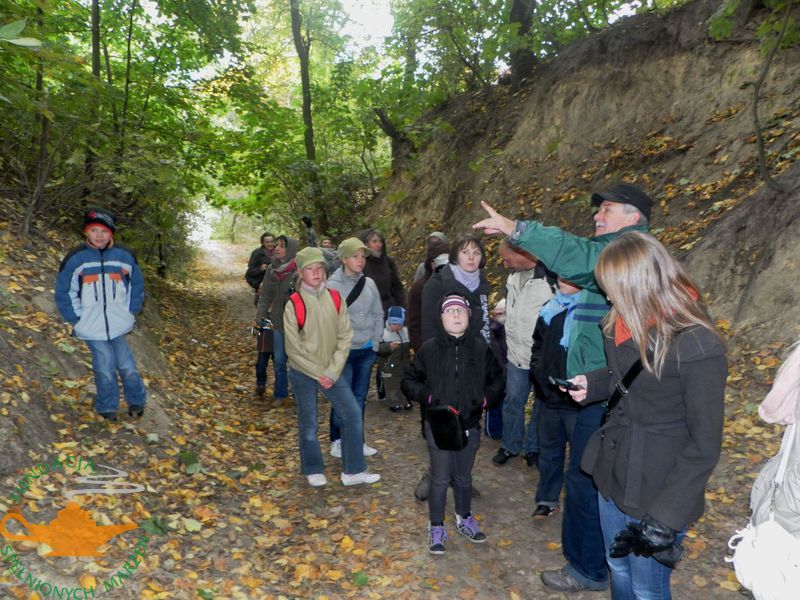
[591,183,653,221]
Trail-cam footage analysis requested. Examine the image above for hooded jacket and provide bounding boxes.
[245,246,273,289]
[401,306,504,431]
[327,267,384,350]
[358,229,405,315]
[421,263,491,346]
[55,242,144,341]
[256,237,298,333]
[378,322,411,403]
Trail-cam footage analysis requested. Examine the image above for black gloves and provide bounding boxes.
[609,515,684,568]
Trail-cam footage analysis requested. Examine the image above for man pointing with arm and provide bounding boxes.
[474,183,653,593]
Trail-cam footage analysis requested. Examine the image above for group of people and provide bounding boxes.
[57,181,729,599]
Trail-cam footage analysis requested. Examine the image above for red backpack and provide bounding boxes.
[289,289,342,331]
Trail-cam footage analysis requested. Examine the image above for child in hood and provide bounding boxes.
[378,306,412,412]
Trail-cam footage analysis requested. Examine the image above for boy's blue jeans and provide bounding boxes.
[330,347,377,442]
[289,368,366,476]
[535,404,579,506]
[85,335,147,414]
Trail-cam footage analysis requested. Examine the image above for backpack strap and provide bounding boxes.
[289,292,306,330]
[290,289,342,331]
[329,288,342,312]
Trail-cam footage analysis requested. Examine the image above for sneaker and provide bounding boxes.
[307,473,327,487]
[363,443,378,457]
[99,412,118,422]
[541,567,607,592]
[525,451,539,468]
[492,448,517,465]
[128,406,145,418]
[255,385,265,397]
[389,404,402,412]
[341,471,381,486]
[403,401,413,410]
[428,524,447,554]
[532,504,558,519]
[330,439,342,458]
[455,513,487,543]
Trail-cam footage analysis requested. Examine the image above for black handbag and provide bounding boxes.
[426,404,467,451]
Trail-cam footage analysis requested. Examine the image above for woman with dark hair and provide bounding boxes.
[359,229,406,316]
[421,234,491,346]
[256,235,299,407]
[567,231,727,600]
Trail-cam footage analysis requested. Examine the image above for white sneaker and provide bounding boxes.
[363,443,378,456]
[307,473,327,487]
[341,471,381,486]
[330,439,342,458]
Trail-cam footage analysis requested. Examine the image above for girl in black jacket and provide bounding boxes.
[565,232,726,600]
[401,294,504,555]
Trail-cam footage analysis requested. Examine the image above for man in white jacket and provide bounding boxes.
[492,241,554,467]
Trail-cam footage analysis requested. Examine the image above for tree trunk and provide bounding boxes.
[373,107,415,171]
[508,0,538,90]
[119,0,139,160]
[82,0,101,203]
[289,0,330,234]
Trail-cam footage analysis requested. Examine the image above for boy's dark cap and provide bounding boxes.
[83,209,116,233]
[591,183,653,221]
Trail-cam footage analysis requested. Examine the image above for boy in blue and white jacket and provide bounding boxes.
[55,209,147,421]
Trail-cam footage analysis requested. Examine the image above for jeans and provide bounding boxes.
[289,368,366,475]
[272,329,289,398]
[598,494,685,600]
[562,402,608,588]
[256,352,272,387]
[500,363,539,454]
[85,335,147,414]
[535,404,579,506]
[330,347,377,442]
[425,422,481,523]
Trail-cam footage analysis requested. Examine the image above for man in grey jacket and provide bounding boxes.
[492,241,554,467]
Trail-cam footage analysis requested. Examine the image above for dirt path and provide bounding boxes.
[182,241,751,600]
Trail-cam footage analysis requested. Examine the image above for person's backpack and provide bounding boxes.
[289,289,342,331]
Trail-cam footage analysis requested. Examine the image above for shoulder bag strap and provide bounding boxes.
[345,276,366,307]
[604,359,644,416]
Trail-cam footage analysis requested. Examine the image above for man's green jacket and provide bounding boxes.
[508,221,649,377]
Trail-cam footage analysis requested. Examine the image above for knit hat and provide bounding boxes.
[387,306,406,326]
[296,247,326,271]
[441,294,470,314]
[83,209,116,234]
[338,237,371,259]
[428,231,448,244]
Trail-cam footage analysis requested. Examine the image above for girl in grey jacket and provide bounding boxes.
[326,237,385,458]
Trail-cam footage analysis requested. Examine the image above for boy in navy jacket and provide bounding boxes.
[55,210,147,421]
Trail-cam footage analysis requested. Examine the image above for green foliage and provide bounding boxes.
[0,18,41,49]
[709,0,800,46]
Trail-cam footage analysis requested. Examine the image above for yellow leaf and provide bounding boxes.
[546,542,561,550]
[340,535,354,551]
[175,435,187,445]
[497,538,512,547]
[294,564,311,582]
[719,581,740,591]
[692,575,708,587]
[326,570,344,581]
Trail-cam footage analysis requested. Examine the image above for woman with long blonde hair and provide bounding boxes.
[566,231,727,599]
